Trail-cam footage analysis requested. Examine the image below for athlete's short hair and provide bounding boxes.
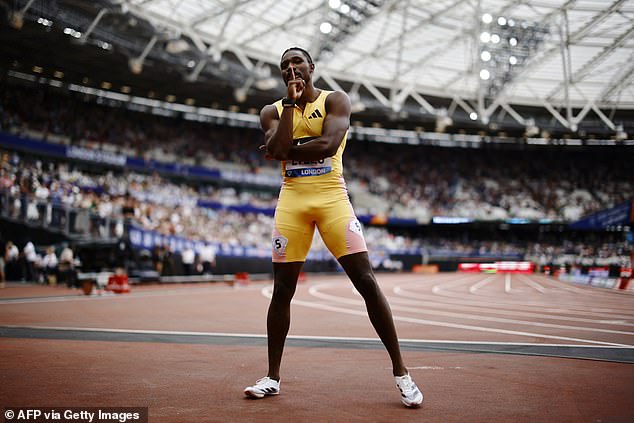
[281,47,313,65]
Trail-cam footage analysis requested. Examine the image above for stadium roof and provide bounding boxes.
[3,0,633,134]
[122,0,634,125]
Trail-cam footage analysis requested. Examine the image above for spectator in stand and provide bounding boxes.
[41,246,59,285]
[4,240,19,281]
[58,245,76,288]
[199,244,216,275]
[181,246,195,276]
[23,241,39,282]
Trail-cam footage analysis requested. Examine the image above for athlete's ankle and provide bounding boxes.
[393,367,408,377]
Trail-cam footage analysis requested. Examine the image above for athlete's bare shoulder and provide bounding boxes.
[260,103,280,131]
[325,90,351,114]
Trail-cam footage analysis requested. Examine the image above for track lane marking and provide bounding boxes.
[261,286,632,347]
[390,287,634,327]
[3,324,632,349]
[308,283,634,337]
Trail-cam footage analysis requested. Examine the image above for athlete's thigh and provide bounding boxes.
[316,193,367,259]
[272,189,315,262]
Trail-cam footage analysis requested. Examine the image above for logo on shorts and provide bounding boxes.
[348,219,363,235]
[272,235,288,255]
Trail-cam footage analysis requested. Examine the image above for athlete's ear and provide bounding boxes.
[309,63,315,73]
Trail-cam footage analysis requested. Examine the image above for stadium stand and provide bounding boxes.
[0,79,631,281]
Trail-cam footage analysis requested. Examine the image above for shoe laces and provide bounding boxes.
[397,374,416,391]
[256,377,277,386]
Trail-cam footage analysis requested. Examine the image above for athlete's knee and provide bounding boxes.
[351,272,380,300]
[271,280,296,304]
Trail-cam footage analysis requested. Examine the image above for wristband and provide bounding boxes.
[282,97,295,107]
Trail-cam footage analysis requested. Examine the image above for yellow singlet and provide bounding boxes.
[270,90,367,263]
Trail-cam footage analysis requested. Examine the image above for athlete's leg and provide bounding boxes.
[267,261,304,381]
[337,252,407,376]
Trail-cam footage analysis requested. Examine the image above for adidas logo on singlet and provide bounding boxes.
[308,109,323,119]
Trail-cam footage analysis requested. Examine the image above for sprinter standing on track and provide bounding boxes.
[244,47,423,408]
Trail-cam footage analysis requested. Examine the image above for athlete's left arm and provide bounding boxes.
[286,91,351,161]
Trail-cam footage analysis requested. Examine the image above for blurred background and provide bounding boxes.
[0,0,631,288]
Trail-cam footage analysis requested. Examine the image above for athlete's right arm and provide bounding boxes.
[260,103,294,161]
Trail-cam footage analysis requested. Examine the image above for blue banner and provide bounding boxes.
[569,201,633,230]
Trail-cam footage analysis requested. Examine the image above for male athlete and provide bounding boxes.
[244,47,423,408]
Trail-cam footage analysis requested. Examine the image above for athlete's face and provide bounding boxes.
[280,50,313,85]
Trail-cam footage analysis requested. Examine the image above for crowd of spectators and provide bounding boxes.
[2,82,631,224]
[0,81,632,280]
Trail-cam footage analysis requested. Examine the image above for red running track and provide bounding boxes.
[1,272,633,422]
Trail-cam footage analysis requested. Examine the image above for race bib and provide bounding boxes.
[285,158,332,177]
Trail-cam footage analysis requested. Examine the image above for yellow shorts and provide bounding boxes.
[271,178,367,263]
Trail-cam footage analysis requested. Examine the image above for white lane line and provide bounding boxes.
[516,275,547,293]
[432,274,496,294]
[4,324,632,350]
[309,284,634,336]
[396,284,634,321]
[391,287,634,327]
[505,274,512,293]
[0,285,262,305]
[262,286,632,347]
[531,273,634,303]
[414,279,634,319]
[469,278,492,293]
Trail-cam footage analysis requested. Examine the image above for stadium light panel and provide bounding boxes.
[320,22,333,34]
[482,13,492,24]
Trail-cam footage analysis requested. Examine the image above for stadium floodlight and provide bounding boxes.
[234,87,248,103]
[478,17,550,97]
[315,0,386,60]
[128,58,143,74]
[165,39,190,54]
[128,35,158,75]
[37,17,53,27]
[320,22,333,34]
[469,112,478,120]
[482,13,493,24]
[615,124,627,141]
